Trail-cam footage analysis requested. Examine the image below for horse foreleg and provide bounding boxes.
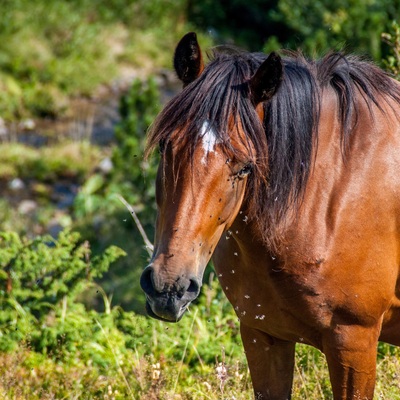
[240,323,295,400]
[322,324,381,400]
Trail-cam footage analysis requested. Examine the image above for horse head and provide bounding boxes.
[140,32,283,322]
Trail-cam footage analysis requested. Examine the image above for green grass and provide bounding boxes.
[1,275,399,399]
[0,141,103,181]
[0,0,213,120]
[1,315,399,399]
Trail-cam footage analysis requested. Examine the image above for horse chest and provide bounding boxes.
[213,241,332,344]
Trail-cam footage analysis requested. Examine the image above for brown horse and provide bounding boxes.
[140,32,400,399]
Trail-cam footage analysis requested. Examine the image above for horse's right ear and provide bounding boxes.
[174,32,204,86]
[250,52,283,105]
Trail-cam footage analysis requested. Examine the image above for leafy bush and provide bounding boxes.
[382,21,400,79]
[0,230,250,398]
[112,77,160,200]
[0,230,125,354]
[188,0,400,60]
[74,77,160,219]
[71,77,162,310]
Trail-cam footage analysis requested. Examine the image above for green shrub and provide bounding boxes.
[111,77,160,207]
[72,77,161,309]
[0,230,125,355]
[74,77,160,219]
[382,21,400,79]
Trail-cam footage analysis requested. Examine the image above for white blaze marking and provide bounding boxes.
[200,120,219,165]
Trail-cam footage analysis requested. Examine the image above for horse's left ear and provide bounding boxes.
[174,32,204,86]
[250,52,283,105]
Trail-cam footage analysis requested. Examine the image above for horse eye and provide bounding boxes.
[237,163,253,179]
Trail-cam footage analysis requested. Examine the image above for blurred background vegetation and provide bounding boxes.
[1,0,400,398]
[0,0,399,119]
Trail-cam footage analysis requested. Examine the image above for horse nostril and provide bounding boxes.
[140,267,156,295]
[141,266,201,300]
[187,277,201,294]
[176,276,201,300]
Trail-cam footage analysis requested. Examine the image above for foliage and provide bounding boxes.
[0,252,399,398]
[112,77,160,204]
[0,236,248,398]
[188,0,290,51]
[72,77,161,309]
[0,0,191,119]
[382,21,400,79]
[1,2,400,398]
[74,78,160,219]
[0,141,104,236]
[0,230,125,353]
[188,0,400,60]
[2,0,399,120]
[2,0,398,119]
[0,1,113,118]
[277,0,400,59]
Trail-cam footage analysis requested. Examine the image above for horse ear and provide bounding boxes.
[174,32,204,86]
[250,52,283,105]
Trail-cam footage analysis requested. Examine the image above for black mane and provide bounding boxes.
[146,48,400,244]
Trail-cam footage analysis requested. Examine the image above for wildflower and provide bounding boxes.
[152,362,161,380]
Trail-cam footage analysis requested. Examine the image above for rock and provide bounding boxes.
[18,200,37,214]
[47,222,64,238]
[0,117,8,138]
[46,212,72,237]
[19,118,36,130]
[52,183,78,209]
[8,178,25,191]
[98,157,113,174]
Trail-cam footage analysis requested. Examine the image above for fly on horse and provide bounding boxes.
[140,32,400,399]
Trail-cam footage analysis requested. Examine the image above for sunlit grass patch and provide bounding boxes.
[0,141,103,181]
